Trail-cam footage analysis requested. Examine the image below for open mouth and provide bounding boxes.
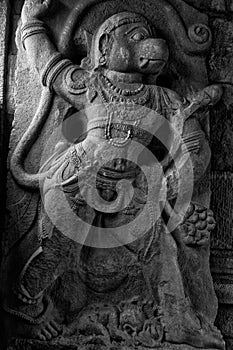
[139,58,165,69]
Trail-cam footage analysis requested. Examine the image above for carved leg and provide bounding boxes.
[162,240,225,349]
[5,228,84,341]
[161,202,225,349]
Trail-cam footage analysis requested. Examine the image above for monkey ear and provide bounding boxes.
[83,30,93,52]
[99,33,111,54]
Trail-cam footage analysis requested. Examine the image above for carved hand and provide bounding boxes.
[196,85,222,106]
[22,0,52,23]
[182,84,223,120]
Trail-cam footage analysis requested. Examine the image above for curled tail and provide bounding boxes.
[10,88,54,191]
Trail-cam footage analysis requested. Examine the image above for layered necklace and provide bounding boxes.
[99,73,150,105]
[98,73,151,148]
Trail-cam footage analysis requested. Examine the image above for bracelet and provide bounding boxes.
[41,53,73,91]
[47,59,73,91]
[13,288,39,305]
[12,282,43,305]
[41,52,64,86]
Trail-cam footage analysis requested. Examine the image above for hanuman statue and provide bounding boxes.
[5,0,225,349]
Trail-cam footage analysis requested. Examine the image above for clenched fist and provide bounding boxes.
[22,0,52,23]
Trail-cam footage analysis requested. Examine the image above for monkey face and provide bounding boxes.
[102,22,169,76]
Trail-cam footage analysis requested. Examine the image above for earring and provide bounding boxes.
[99,55,107,66]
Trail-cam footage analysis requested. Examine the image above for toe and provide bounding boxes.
[41,327,52,340]
[50,320,62,333]
[37,333,47,341]
[46,323,58,337]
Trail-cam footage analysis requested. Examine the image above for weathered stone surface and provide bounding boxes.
[183,0,226,12]
[209,19,233,108]
[210,105,233,172]
[207,12,233,349]
[7,338,223,350]
[0,0,9,106]
[215,305,233,340]
[210,172,233,249]
[2,0,232,349]
[13,0,23,16]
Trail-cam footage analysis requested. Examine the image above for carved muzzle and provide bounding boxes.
[136,38,169,74]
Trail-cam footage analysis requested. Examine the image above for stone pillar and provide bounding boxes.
[208,8,233,350]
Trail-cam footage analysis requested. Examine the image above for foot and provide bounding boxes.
[4,295,62,341]
[31,318,62,341]
[164,305,225,349]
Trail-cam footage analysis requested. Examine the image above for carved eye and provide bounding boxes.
[131,32,147,41]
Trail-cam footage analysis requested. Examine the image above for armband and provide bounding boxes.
[182,130,203,154]
[64,66,89,95]
[21,20,48,50]
[41,53,73,91]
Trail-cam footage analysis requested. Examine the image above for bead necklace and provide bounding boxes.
[101,73,145,96]
[99,73,151,106]
[97,74,153,148]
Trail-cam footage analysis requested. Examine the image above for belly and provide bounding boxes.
[79,137,142,203]
[81,132,145,171]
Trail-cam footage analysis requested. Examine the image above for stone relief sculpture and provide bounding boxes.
[2,0,226,349]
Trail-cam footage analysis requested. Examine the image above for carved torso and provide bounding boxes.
[42,69,181,240]
[47,68,181,179]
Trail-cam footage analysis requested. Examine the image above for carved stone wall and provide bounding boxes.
[1,0,233,349]
[208,5,233,350]
[0,0,11,235]
[0,1,24,348]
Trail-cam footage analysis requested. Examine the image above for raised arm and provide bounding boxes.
[21,0,88,108]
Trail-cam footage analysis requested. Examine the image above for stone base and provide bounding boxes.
[7,338,221,350]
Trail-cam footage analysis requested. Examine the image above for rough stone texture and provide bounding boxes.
[7,9,23,114]
[0,0,11,255]
[210,172,233,250]
[183,0,226,13]
[0,0,11,182]
[4,2,224,350]
[7,338,223,350]
[13,0,23,15]
[0,0,9,106]
[0,2,12,349]
[1,0,233,349]
[207,9,233,350]
[208,19,233,171]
